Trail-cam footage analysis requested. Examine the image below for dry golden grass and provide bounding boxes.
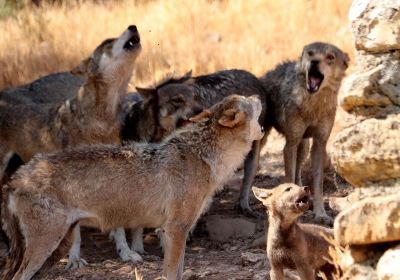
[0,0,354,90]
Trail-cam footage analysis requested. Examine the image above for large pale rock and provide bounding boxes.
[349,0,400,52]
[334,194,400,245]
[331,114,400,187]
[342,264,378,280]
[377,245,400,280]
[339,51,400,117]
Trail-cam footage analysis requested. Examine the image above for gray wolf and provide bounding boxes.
[260,42,349,224]
[0,73,201,267]
[253,183,335,280]
[0,25,141,165]
[1,94,263,280]
[0,25,142,267]
[136,69,268,215]
[2,67,267,216]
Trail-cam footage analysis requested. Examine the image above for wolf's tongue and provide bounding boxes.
[310,76,321,89]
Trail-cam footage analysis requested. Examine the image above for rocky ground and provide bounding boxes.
[0,131,351,280]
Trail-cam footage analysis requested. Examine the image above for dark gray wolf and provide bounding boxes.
[260,42,349,224]
[1,95,263,280]
[136,69,268,215]
[253,184,335,280]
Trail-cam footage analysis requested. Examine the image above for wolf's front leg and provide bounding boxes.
[110,227,143,263]
[162,224,188,280]
[311,139,333,225]
[66,225,88,269]
[239,140,261,216]
[131,227,145,253]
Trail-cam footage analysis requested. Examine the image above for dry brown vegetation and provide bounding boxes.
[0,0,354,89]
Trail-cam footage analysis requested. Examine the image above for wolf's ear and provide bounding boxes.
[136,87,157,100]
[189,110,211,122]
[218,108,246,128]
[252,187,272,202]
[71,57,91,76]
[342,52,350,69]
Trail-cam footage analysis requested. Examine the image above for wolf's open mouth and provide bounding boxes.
[123,35,140,50]
[307,67,324,93]
[295,195,309,210]
[177,118,191,127]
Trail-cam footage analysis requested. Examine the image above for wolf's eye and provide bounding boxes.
[285,187,292,192]
[172,97,184,105]
[327,54,335,60]
[307,51,314,57]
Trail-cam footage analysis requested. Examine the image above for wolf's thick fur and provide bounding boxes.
[0,26,142,268]
[137,69,268,215]
[1,64,267,215]
[260,42,349,224]
[253,184,335,280]
[1,95,263,280]
[0,26,141,164]
[0,72,84,105]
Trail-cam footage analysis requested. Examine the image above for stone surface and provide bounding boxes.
[240,252,266,265]
[342,264,379,280]
[331,114,400,187]
[377,245,400,280]
[349,0,400,52]
[334,194,400,245]
[205,215,256,242]
[330,185,400,212]
[339,51,400,117]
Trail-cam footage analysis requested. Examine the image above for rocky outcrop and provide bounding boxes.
[335,194,400,245]
[331,0,400,279]
[331,114,400,187]
[349,0,400,53]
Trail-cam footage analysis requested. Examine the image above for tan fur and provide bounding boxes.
[260,42,349,224]
[253,184,335,280]
[0,26,141,165]
[2,95,263,280]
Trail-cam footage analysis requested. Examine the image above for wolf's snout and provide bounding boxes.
[310,60,319,66]
[303,186,310,192]
[128,25,137,32]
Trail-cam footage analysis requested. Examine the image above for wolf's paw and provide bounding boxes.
[312,213,334,227]
[131,241,145,254]
[65,257,88,269]
[118,247,143,263]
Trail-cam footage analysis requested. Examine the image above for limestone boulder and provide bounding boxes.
[349,0,400,52]
[377,245,400,280]
[339,51,400,117]
[331,114,400,187]
[334,194,400,245]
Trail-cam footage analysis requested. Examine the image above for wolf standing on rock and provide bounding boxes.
[1,95,264,280]
[260,42,349,224]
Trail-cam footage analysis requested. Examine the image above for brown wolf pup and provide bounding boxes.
[260,42,349,224]
[253,184,335,280]
[1,95,263,280]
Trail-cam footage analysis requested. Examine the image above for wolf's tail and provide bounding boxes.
[0,154,25,279]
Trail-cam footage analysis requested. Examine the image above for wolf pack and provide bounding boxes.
[0,25,350,280]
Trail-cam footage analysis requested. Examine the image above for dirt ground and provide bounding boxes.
[0,131,351,280]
